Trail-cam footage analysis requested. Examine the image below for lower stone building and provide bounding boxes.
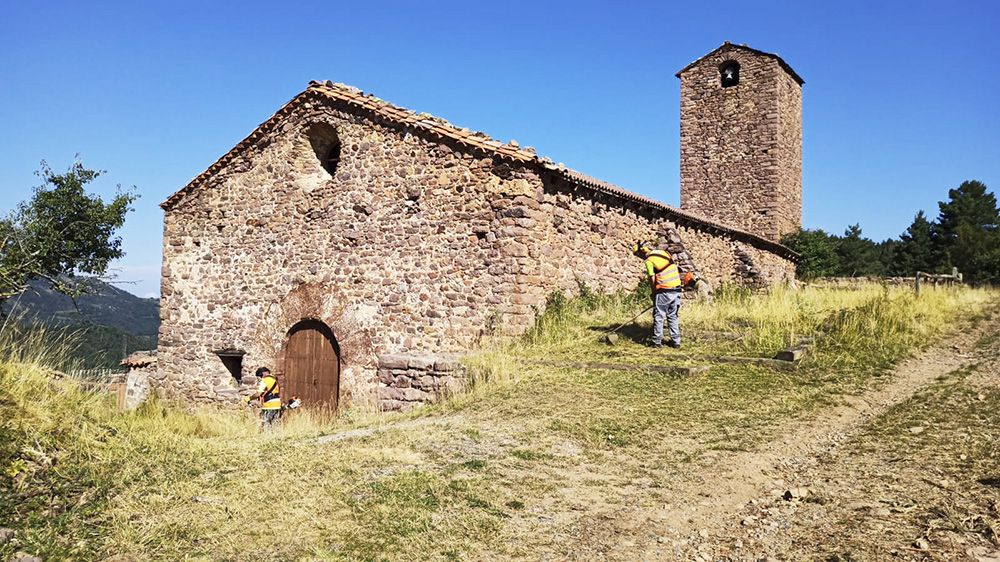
[156,56,800,411]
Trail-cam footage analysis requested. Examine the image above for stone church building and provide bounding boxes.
[155,42,803,410]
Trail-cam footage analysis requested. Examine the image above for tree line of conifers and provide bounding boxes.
[782,180,1000,284]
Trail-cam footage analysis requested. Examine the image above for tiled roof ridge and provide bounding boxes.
[676,41,804,85]
[121,349,157,367]
[161,81,798,260]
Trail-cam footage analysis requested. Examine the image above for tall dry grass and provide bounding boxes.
[465,281,995,384]
[0,320,383,559]
[1,281,995,560]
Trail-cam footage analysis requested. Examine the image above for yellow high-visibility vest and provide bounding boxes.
[257,376,282,410]
[645,250,682,290]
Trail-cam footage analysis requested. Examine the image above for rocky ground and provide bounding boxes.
[632,311,1000,561]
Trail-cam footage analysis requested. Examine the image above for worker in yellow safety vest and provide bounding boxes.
[247,366,283,428]
[633,240,683,349]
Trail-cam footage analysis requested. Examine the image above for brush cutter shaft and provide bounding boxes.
[606,304,654,335]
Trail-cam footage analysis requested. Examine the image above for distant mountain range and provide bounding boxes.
[1,277,159,369]
[2,277,159,337]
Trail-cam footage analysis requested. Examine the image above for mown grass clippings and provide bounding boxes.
[509,448,550,462]
[461,459,487,470]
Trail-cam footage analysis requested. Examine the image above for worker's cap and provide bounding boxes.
[255,367,271,377]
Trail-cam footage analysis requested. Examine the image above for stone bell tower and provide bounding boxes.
[677,42,803,243]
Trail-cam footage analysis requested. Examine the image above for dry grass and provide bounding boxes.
[0,283,996,561]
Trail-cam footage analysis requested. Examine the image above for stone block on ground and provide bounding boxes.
[774,344,809,362]
[398,401,423,413]
[123,371,150,411]
[380,399,407,412]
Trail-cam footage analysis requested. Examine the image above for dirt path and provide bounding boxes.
[307,309,998,561]
[621,309,1000,560]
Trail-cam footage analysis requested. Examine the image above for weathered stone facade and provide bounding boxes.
[158,48,800,410]
[376,354,464,412]
[678,42,803,243]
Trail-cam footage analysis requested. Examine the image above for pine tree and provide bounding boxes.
[933,180,1000,283]
[874,239,899,277]
[781,229,840,279]
[891,211,939,276]
[836,224,878,277]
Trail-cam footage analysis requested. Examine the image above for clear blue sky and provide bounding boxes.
[1,0,997,298]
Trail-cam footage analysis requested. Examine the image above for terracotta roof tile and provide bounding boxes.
[121,350,157,368]
[161,81,797,260]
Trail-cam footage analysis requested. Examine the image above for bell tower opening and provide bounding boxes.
[720,61,740,87]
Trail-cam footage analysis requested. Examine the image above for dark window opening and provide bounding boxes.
[305,122,342,177]
[720,61,740,88]
[214,348,246,382]
[324,143,342,175]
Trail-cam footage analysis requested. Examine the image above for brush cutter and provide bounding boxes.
[602,304,654,345]
[242,396,302,410]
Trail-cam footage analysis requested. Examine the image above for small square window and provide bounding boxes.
[214,348,246,382]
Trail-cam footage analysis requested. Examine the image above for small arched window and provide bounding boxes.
[305,122,342,177]
[720,61,740,88]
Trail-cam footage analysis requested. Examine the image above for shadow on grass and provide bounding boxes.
[587,323,650,345]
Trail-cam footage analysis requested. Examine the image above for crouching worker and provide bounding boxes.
[633,241,683,349]
[245,366,282,429]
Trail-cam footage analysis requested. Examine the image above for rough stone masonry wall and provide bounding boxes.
[158,96,795,409]
[679,45,803,243]
[497,172,797,305]
[158,102,549,407]
[776,67,803,241]
[375,354,464,412]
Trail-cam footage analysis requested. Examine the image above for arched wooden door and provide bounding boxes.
[283,320,340,410]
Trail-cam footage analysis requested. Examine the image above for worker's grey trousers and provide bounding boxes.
[652,290,681,345]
